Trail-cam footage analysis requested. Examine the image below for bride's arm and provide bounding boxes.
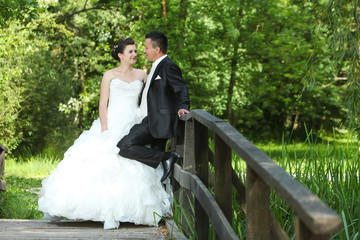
[99,71,112,132]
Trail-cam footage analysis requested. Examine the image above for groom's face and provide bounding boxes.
[144,38,158,62]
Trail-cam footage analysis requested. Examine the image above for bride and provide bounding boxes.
[38,38,173,230]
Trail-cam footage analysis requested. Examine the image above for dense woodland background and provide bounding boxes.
[1,0,359,155]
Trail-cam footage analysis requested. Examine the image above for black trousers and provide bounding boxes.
[117,117,167,168]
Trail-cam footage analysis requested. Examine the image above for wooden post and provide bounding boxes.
[194,119,209,240]
[170,136,181,195]
[180,120,195,237]
[246,165,270,240]
[295,216,329,240]
[214,133,232,240]
[0,144,8,192]
[183,120,195,172]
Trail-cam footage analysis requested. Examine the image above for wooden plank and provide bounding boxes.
[165,218,188,239]
[194,119,209,240]
[181,110,342,235]
[246,165,271,240]
[0,180,6,191]
[173,164,239,240]
[0,143,8,153]
[214,133,232,239]
[0,219,168,239]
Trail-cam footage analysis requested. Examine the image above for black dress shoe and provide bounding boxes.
[161,152,180,182]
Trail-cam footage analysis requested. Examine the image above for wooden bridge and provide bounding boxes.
[0,110,342,239]
[0,219,179,239]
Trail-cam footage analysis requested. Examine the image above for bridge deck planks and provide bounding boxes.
[0,219,170,239]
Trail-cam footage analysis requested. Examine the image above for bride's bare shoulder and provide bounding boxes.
[133,68,147,82]
[102,69,116,82]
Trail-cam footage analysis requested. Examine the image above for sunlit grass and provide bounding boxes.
[0,154,60,219]
[5,154,60,179]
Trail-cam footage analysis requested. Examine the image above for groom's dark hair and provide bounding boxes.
[145,31,168,54]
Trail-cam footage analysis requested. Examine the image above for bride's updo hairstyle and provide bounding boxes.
[112,38,135,61]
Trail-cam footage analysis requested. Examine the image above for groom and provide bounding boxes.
[117,31,190,182]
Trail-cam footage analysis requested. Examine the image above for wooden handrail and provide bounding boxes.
[173,164,238,240]
[172,109,342,239]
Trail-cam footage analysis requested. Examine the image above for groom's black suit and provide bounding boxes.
[117,56,190,168]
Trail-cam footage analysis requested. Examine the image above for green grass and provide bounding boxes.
[171,133,359,240]
[250,135,359,239]
[252,136,360,240]
[1,135,359,240]
[0,154,60,219]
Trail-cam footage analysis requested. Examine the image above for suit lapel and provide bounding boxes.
[150,56,168,86]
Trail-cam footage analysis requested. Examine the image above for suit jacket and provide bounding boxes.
[146,56,190,139]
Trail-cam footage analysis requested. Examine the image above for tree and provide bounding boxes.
[0,9,74,152]
[309,0,360,135]
[0,0,39,27]
[1,0,353,154]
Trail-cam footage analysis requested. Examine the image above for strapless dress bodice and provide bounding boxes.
[107,79,143,113]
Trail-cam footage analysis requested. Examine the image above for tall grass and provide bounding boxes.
[254,131,359,240]
[0,153,60,219]
[172,132,359,240]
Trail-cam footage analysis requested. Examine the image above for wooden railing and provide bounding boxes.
[170,109,342,240]
[0,143,8,192]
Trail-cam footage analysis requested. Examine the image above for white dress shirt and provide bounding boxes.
[140,55,167,118]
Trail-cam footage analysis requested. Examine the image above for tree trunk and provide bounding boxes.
[178,0,188,49]
[226,3,243,126]
[162,0,167,19]
[78,54,85,132]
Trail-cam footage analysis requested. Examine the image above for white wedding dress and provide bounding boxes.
[38,79,172,229]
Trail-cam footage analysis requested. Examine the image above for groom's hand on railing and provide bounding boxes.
[178,109,190,118]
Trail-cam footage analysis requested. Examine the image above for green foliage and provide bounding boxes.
[0,0,40,27]
[232,0,345,141]
[0,20,48,151]
[0,0,356,153]
[310,0,360,134]
[0,12,75,153]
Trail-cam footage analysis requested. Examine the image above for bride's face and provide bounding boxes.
[119,44,137,64]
